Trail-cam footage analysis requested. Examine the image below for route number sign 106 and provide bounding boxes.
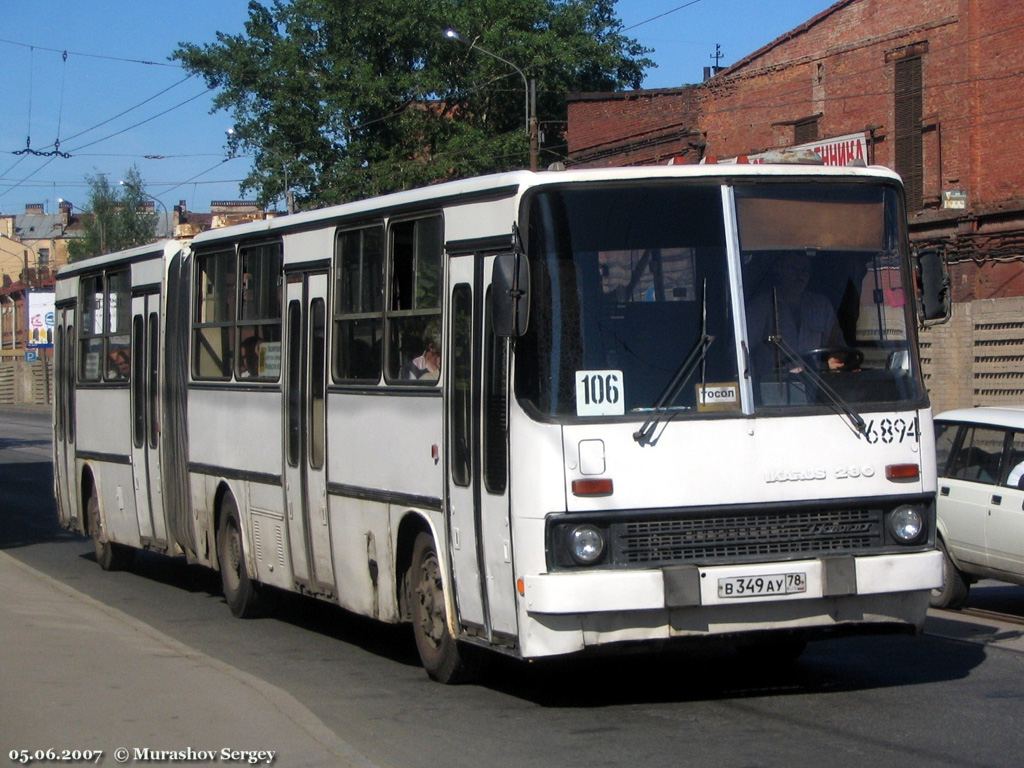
[575,370,625,416]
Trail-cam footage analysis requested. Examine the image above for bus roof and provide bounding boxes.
[55,239,183,281]
[190,163,903,246]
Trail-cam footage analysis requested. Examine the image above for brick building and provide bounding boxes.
[566,0,1024,411]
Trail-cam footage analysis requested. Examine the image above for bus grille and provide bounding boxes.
[612,508,883,566]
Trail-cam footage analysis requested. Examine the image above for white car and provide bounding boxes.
[931,406,1024,608]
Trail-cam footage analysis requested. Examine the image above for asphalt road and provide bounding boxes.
[3,406,1024,768]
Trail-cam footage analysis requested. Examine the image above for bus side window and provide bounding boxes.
[483,287,508,494]
[193,250,236,380]
[237,242,283,380]
[334,225,384,383]
[386,215,442,383]
[450,284,472,486]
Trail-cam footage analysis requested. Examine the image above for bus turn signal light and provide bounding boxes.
[572,478,613,497]
[886,464,919,481]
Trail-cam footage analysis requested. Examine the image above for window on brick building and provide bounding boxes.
[894,57,923,210]
[794,117,819,144]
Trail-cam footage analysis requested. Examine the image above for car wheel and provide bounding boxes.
[930,538,970,610]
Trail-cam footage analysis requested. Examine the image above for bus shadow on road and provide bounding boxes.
[0,461,81,550]
[83,542,992,701]
[471,631,988,706]
[111,548,423,669]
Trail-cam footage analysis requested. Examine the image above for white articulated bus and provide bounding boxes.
[53,165,947,682]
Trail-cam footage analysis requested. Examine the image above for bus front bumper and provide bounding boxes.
[522,550,942,614]
[514,550,942,658]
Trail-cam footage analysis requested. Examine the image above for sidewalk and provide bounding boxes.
[0,551,380,768]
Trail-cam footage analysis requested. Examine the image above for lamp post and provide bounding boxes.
[120,181,169,238]
[444,28,538,171]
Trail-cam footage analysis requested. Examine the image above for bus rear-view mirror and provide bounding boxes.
[916,248,950,324]
[492,252,530,337]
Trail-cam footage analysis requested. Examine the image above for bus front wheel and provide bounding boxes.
[87,485,132,571]
[410,532,476,684]
[217,495,262,618]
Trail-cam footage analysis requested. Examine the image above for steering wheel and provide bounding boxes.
[801,347,863,372]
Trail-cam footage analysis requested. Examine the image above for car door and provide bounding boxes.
[939,424,1006,569]
[985,430,1024,576]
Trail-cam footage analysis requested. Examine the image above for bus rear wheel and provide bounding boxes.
[410,532,476,684]
[87,485,132,571]
[217,495,262,618]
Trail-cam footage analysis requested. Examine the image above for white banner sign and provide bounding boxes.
[27,291,55,347]
[718,132,870,167]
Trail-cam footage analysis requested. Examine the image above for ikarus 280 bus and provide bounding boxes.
[53,164,946,683]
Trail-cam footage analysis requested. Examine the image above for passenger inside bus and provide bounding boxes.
[239,334,261,378]
[402,336,440,381]
[107,347,130,379]
[746,252,847,375]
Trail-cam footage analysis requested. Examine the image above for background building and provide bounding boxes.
[0,198,271,404]
[566,0,1024,413]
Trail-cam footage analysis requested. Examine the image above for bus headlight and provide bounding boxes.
[889,505,925,543]
[568,524,606,565]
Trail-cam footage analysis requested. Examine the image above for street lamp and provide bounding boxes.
[443,28,538,171]
[119,180,169,238]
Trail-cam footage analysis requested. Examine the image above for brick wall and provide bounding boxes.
[566,89,701,166]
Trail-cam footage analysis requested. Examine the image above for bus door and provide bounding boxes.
[446,253,518,641]
[54,305,77,529]
[129,293,166,546]
[284,272,335,595]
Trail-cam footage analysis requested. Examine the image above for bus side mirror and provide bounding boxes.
[916,248,950,325]
[492,252,530,337]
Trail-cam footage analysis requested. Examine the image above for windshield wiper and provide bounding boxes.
[633,280,714,447]
[769,333,867,437]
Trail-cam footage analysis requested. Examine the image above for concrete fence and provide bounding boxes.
[919,296,1024,416]
[0,356,53,407]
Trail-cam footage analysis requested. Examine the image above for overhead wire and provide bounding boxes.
[622,0,707,32]
[0,36,182,68]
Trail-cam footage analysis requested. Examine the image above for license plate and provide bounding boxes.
[717,572,807,598]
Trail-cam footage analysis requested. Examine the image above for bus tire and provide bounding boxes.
[410,532,476,684]
[217,495,262,618]
[87,484,133,571]
[930,537,969,610]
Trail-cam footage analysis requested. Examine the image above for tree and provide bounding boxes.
[174,0,652,207]
[67,166,157,261]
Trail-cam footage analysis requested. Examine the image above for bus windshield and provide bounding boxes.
[518,183,738,419]
[737,182,923,411]
[517,179,923,420]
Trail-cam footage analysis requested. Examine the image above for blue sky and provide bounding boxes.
[0,0,835,216]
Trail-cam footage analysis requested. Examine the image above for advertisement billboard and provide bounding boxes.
[27,291,55,348]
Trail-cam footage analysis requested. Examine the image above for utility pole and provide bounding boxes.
[711,44,724,70]
[529,79,539,172]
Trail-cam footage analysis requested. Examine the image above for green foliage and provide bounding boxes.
[174,0,652,207]
[67,166,158,261]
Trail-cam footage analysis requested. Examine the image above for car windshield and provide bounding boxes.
[736,182,924,410]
